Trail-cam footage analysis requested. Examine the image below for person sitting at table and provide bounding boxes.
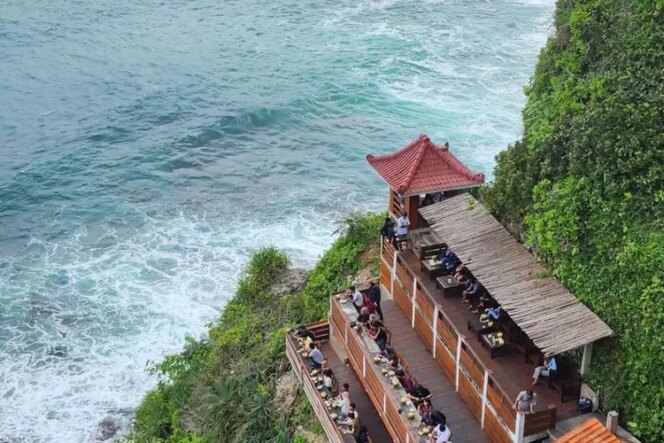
[368,320,388,350]
[461,277,481,304]
[533,356,557,385]
[429,414,452,443]
[486,306,502,321]
[368,313,383,327]
[357,307,371,327]
[418,399,434,426]
[396,369,415,393]
[381,344,396,361]
[362,290,376,315]
[513,389,537,414]
[388,355,403,372]
[337,383,351,419]
[355,425,369,443]
[347,285,364,313]
[439,244,460,274]
[323,369,335,396]
[342,411,361,440]
[408,384,432,406]
[295,327,316,349]
[454,264,469,284]
[307,342,325,371]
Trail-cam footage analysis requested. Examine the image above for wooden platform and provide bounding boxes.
[401,249,578,422]
[382,299,490,443]
[321,340,392,443]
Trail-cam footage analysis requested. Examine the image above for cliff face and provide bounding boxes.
[124,213,382,443]
[481,1,664,441]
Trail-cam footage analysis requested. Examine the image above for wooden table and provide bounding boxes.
[467,317,498,342]
[480,333,511,359]
[421,259,445,280]
[436,275,463,298]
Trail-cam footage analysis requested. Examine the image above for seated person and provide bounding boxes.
[362,291,376,314]
[513,389,537,414]
[429,414,451,443]
[454,264,468,284]
[387,355,403,372]
[307,343,325,370]
[295,327,316,349]
[356,307,371,326]
[408,384,432,406]
[395,369,415,393]
[336,383,351,418]
[439,244,460,274]
[418,399,433,425]
[533,356,557,385]
[368,313,383,327]
[347,285,364,313]
[322,368,336,395]
[368,321,388,350]
[381,344,396,360]
[355,425,369,443]
[462,278,481,304]
[486,306,502,321]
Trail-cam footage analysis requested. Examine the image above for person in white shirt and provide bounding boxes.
[430,422,452,443]
[347,285,364,313]
[396,211,410,250]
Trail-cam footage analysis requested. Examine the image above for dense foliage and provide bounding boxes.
[481,1,664,441]
[124,213,382,443]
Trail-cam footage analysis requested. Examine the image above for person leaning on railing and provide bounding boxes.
[347,285,364,313]
[368,320,388,350]
[395,369,415,393]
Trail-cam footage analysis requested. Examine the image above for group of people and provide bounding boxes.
[380,345,452,442]
[380,211,411,251]
[294,328,369,442]
[350,283,452,443]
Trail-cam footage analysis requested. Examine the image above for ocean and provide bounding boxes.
[0,0,553,441]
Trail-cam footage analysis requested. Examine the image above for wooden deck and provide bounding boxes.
[321,341,392,443]
[400,249,577,422]
[382,299,490,443]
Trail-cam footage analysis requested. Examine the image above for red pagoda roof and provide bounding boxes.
[366,134,485,195]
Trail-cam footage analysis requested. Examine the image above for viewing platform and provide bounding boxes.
[287,136,614,443]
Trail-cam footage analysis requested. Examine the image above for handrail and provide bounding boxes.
[285,332,349,443]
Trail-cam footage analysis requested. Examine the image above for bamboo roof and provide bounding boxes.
[419,194,613,357]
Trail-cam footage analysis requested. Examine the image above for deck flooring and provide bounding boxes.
[382,299,490,443]
[401,249,578,421]
[321,341,392,443]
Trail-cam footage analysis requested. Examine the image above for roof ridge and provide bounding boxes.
[433,143,485,182]
[397,134,431,194]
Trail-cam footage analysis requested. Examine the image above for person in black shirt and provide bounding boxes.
[367,281,383,321]
[408,384,432,406]
[368,320,388,350]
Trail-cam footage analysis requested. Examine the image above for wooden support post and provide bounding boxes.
[362,356,366,377]
[344,323,348,344]
[481,371,489,429]
[383,393,386,414]
[455,338,462,391]
[580,342,593,376]
[432,306,439,358]
[514,411,525,443]
[411,295,416,328]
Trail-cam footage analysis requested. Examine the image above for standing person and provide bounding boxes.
[380,217,396,246]
[367,281,383,321]
[396,211,410,250]
[533,356,557,385]
[347,286,364,313]
[513,389,537,414]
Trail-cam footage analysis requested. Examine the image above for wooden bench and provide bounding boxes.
[548,359,582,402]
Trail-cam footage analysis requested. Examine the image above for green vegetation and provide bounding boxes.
[481,1,664,441]
[125,213,382,443]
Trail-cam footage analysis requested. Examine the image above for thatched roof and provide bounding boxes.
[419,194,613,357]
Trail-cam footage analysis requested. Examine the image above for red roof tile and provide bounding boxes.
[366,134,485,195]
[555,418,621,443]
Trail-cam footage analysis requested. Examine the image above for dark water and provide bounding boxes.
[0,0,553,440]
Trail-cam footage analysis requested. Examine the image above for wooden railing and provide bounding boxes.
[380,241,559,442]
[285,330,350,443]
[329,297,423,443]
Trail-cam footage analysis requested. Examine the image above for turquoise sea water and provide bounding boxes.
[0,0,553,441]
